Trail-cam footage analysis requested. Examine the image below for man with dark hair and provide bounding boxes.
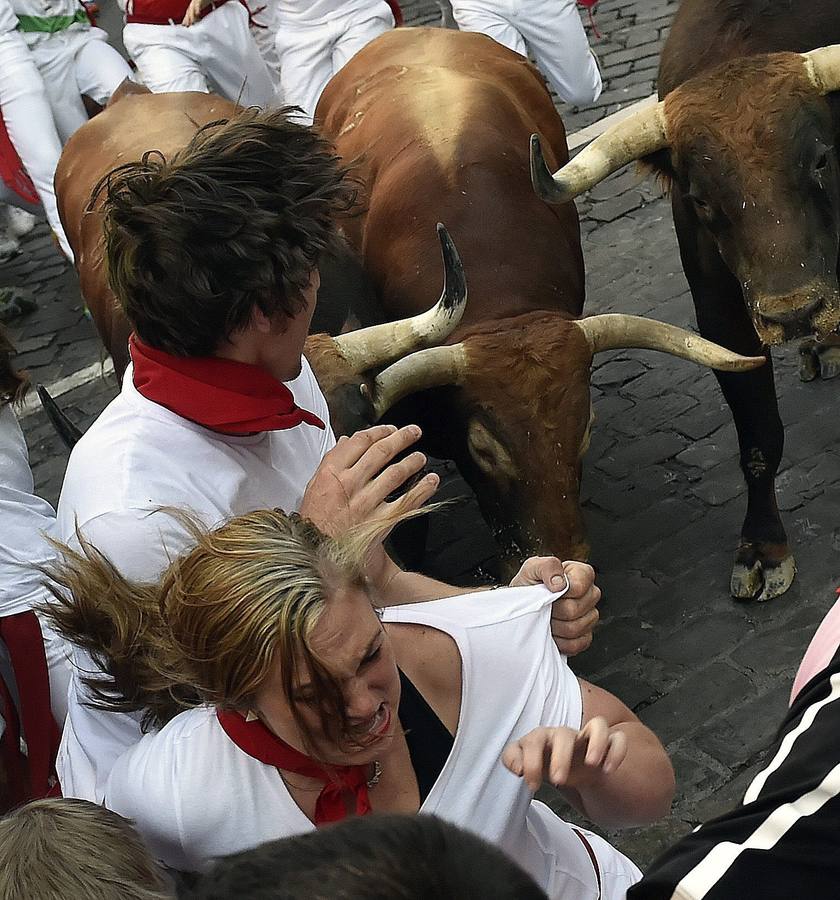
[54,108,601,803]
[186,814,548,900]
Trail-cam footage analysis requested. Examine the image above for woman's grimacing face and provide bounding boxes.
[253,583,402,767]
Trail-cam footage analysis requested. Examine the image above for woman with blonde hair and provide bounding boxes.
[44,508,674,899]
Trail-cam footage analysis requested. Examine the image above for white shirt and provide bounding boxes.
[0,403,58,616]
[10,0,90,42]
[56,357,335,801]
[0,0,18,34]
[105,586,641,898]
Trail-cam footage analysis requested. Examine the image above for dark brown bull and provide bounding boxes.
[54,87,470,428]
[315,27,762,573]
[531,3,840,600]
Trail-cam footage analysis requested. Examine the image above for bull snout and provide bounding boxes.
[757,293,823,325]
[749,280,840,345]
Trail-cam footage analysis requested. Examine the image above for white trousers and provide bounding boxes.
[124,2,277,108]
[0,30,70,257]
[451,0,602,106]
[25,27,132,142]
[275,5,393,124]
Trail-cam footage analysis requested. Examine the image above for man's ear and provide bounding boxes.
[251,305,274,334]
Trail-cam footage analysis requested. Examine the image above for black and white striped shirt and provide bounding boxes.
[629,645,840,899]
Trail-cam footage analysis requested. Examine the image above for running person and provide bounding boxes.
[10,0,131,140]
[275,0,396,124]
[120,0,277,107]
[0,0,79,257]
[450,0,602,107]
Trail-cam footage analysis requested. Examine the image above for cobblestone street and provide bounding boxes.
[4,0,839,869]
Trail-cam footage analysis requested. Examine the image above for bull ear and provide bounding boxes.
[467,419,516,480]
[638,147,675,195]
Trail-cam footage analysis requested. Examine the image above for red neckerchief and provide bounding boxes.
[129,334,324,435]
[217,709,372,825]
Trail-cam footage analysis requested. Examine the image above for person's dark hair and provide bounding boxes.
[0,324,28,406]
[95,108,355,357]
[184,814,547,900]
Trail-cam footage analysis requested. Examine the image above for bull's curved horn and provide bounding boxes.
[574,314,766,372]
[531,98,669,205]
[37,385,83,450]
[365,343,470,420]
[803,44,840,94]
[332,223,467,373]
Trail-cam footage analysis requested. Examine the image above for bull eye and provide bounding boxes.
[688,193,713,218]
[812,146,833,179]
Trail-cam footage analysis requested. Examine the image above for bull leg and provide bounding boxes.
[673,194,795,601]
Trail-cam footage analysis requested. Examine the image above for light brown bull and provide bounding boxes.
[315,27,764,572]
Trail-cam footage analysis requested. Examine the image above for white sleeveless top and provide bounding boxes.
[104,586,641,898]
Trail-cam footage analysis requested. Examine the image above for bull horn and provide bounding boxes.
[574,314,766,371]
[803,44,840,94]
[332,223,467,373]
[364,343,470,420]
[530,99,669,205]
[37,385,83,450]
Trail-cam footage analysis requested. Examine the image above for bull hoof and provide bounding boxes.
[799,336,840,381]
[731,549,796,602]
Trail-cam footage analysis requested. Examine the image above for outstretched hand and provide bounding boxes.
[300,424,439,542]
[502,717,628,794]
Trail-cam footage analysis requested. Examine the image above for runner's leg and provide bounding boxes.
[0,33,72,258]
[518,0,601,105]
[71,27,133,105]
[331,6,394,72]
[274,19,335,123]
[449,1,526,56]
[198,3,277,108]
[123,22,208,93]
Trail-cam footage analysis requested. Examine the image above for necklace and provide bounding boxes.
[367,760,383,788]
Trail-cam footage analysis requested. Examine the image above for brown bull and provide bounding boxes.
[315,27,762,573]
[54,87,470,427]
[530,3,840,599]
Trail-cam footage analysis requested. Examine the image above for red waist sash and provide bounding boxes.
[125,0,237,26]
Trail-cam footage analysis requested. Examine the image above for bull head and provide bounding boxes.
[365,311,764,572]
[530,44,840,346]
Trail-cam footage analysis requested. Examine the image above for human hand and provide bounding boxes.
[502,717,627,793]
[181,0,208,26]
[299,424,439,541]
[510,559,601,657]
[509,555,571,591]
